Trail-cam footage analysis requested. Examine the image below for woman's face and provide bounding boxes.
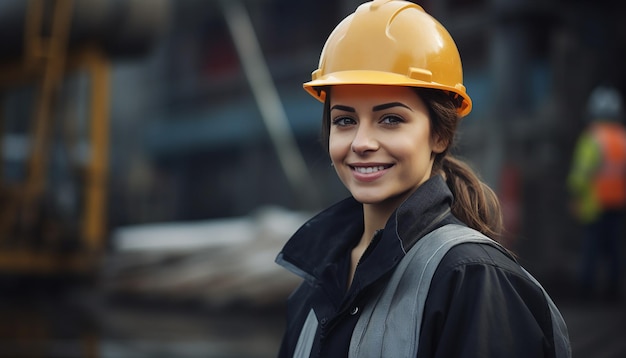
[329,85,445,206]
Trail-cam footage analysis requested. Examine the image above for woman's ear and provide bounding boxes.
[432,135,448,154]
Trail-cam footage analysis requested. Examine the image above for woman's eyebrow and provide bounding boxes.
[373,102,411,112]
[330,104,355,112]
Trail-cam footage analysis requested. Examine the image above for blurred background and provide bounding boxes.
[0,0,624,357]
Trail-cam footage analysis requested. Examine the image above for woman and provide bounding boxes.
[275,1,571,357]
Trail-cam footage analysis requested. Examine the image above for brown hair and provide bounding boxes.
[320,87,504,242]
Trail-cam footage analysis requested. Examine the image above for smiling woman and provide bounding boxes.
[274,1,571,357]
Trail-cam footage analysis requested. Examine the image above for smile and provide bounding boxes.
[348,164,394,181]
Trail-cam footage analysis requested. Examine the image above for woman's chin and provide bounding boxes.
[351,192,398,206]
[350,188,415,209]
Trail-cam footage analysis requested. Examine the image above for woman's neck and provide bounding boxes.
[359,201,398,247]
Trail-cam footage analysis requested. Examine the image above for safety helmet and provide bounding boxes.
[587,86,624,121]
[303,0,472,117]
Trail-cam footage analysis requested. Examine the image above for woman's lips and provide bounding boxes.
[349,164,393,182]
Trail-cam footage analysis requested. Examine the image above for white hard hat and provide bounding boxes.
[587,86,624,121]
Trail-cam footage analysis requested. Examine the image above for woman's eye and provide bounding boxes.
[332,117,356,126]
[380,115,403,125]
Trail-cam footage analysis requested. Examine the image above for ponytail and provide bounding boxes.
[417,88,505,242]
[441,156,504,241]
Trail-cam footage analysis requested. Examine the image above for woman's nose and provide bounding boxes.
[351,125,379,154]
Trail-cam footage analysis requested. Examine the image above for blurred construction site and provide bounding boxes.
[0,0,625,357]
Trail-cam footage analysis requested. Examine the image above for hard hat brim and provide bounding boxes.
[303,70,472,117]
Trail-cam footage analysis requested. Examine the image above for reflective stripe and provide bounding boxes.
[293,308,318,358]
[349,224,571,358]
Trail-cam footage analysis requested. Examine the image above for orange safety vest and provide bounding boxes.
[591,122,626,209]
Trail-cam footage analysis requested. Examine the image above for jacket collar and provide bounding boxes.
[276,175,454,285]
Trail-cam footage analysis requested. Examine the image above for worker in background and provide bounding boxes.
[568,85,626,301]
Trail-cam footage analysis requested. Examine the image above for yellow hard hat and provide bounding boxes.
[303,0,472,117]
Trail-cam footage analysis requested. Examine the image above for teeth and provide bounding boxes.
[355,166,386,174]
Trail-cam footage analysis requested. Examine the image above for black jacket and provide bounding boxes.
[276,175,567,357]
